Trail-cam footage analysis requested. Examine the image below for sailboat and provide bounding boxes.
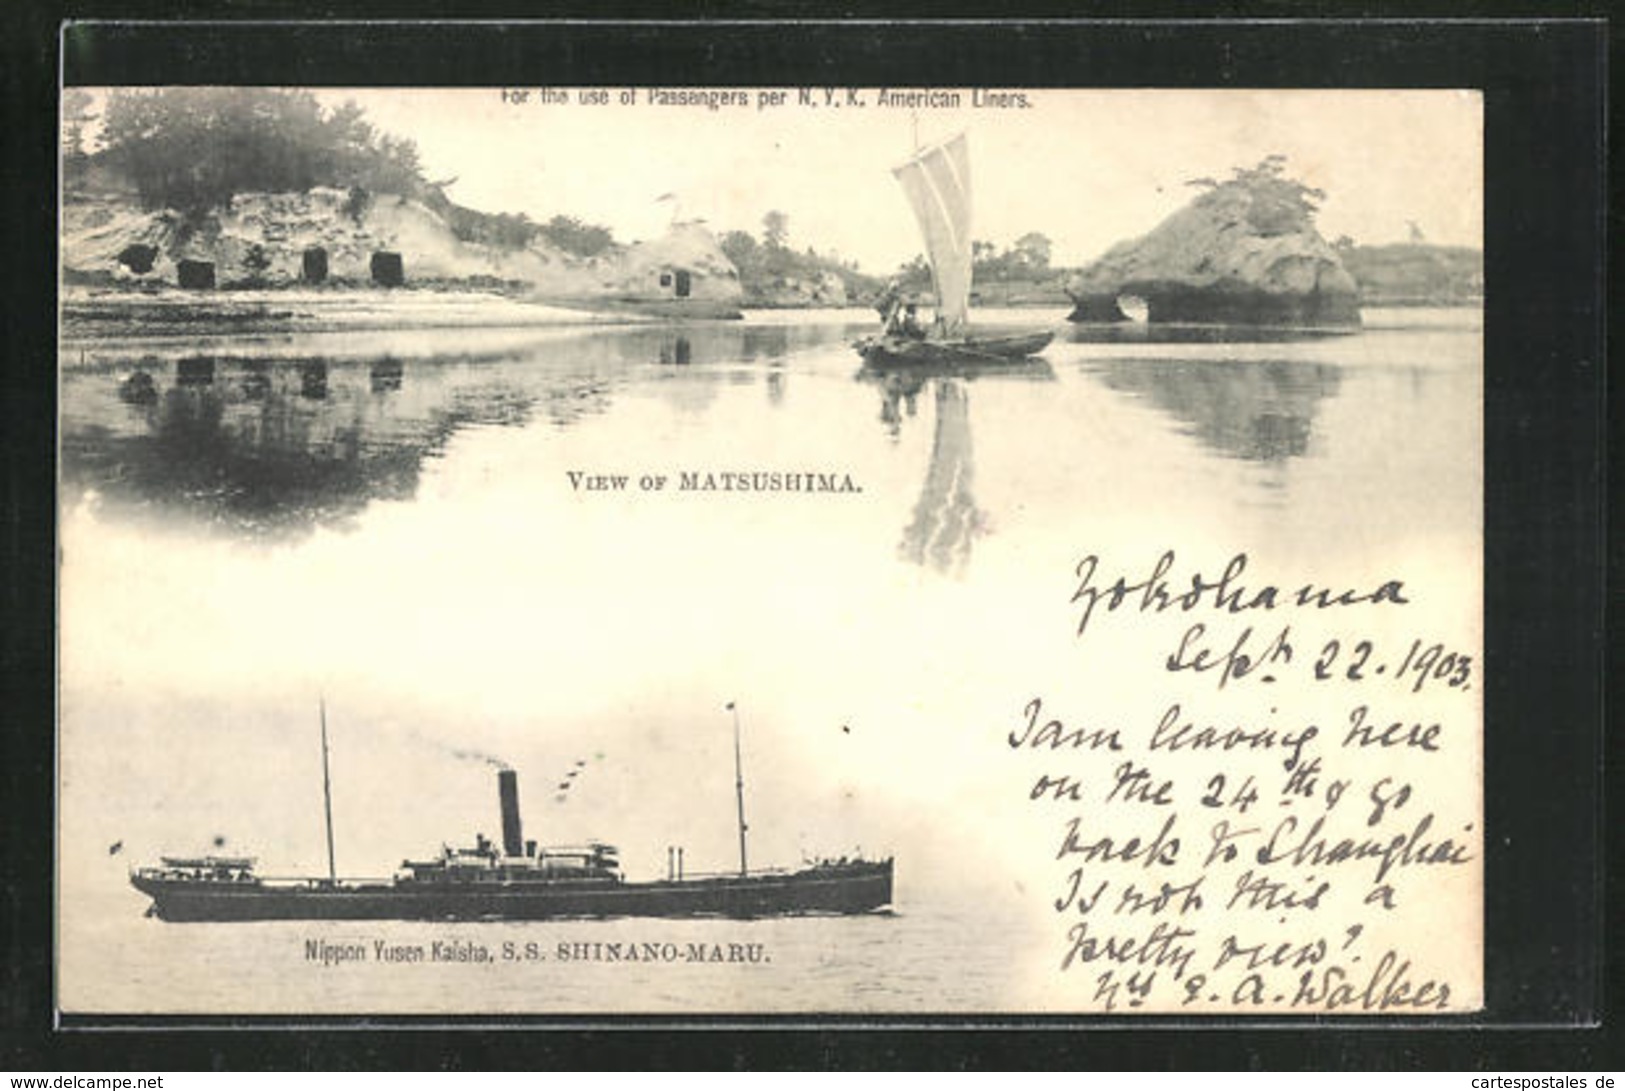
[855,133,1054,367]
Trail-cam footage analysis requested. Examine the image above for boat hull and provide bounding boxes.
[855,330,1053,367]
[132,860,893,922]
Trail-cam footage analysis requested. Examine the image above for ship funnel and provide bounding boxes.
[497,769,523,857]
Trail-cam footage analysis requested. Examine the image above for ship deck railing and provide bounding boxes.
[256,875,396,886]
[136,870,398,887]
[660,860,883,881]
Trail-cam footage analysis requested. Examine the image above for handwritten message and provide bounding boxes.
[1008,549,1480,1013]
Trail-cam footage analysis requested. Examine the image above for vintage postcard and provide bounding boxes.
[57,85,1482,1016]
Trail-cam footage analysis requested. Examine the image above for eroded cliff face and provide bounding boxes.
[1065,175,1361,327]
[61,188,742,304]
[588,222,744,303]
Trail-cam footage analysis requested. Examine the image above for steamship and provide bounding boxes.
[130,707,894,922]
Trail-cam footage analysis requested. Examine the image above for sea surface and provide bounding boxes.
[56,305,1482,1017]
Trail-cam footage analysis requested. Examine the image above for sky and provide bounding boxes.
[88,87,1483,273]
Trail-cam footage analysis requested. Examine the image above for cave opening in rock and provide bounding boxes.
[1116,294,1150,323]
[302,247,329,284]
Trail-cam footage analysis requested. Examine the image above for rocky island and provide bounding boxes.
[1065,156,1362,327]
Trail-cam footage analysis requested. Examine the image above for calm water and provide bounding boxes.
[57,306,1482,1015]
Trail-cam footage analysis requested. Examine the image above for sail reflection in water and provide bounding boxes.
[857,359,1056,574]
[899,380,982,573]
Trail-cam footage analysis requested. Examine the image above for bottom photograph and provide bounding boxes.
[130,705,896,924]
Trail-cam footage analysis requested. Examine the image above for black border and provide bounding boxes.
[5,10,1613,1070]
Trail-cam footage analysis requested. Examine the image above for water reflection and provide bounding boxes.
[1090,358,1342,463]
[857,359,1054,440]
[118,369,158,405]
[241,361,272,401]
[83,363,422,533]
[641,325,797,367]
[369,358,403,393]
[658,336,691,366]
[855,360,1055,574]
[61,323,860,538]
[869,369,924,436]
[898,380,982,574]
[175,355,215,387]
[299,360,328,400]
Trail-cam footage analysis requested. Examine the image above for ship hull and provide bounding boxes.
[132,861,893,922]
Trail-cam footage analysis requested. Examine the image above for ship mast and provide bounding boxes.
[320,697,336,885]
[728,701,748,877]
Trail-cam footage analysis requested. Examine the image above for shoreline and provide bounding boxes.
[58,285,1477,357]
[59,285,674,343]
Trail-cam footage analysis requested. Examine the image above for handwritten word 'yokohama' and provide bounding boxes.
[1071,551,1408,639]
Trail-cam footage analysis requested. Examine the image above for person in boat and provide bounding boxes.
[898,303,927,340]
[875,280,905,334]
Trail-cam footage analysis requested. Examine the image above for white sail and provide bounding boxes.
[893,133,973,335]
